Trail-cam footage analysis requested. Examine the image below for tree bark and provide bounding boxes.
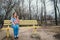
[29,0,31,20]
[54,0,58,25]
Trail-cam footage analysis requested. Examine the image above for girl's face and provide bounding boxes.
[14,12,17,17]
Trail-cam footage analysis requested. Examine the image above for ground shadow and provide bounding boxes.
[53,33,60,40]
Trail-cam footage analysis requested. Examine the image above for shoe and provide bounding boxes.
[16,37,18,39]
[14,36,17,39]
[16,35,18,39]
[14,37,17,39]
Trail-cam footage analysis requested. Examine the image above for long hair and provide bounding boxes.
[13,12,18,18]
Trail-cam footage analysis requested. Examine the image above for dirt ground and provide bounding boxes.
[0,27,60,40]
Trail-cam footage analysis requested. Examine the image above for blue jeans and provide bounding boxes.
[11,24,19,37]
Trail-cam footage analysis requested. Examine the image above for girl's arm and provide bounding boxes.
[17,16,19,24]
[10,17,15,25]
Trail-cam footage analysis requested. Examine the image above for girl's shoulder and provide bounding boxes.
[11,17,15,20]
[11,17,15,19]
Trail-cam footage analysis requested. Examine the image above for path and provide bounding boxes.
[0,27,60,40]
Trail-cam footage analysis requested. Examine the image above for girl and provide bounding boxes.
[11,12,19,39]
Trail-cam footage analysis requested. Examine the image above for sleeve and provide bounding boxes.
[10,17,14,24]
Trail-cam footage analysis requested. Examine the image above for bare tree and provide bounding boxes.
[2,0,20,19]
[54,0,58,25]
[21,0,24,19]
[56,0,60,23]
[36,0,38,20]
[42,0,47,26]
[40,0,43,25]
[29,0,32,19]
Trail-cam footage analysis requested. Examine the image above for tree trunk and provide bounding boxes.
[36,0,38,20]
[5,3,15,19]
[29,0,31,20]
[41,6,43,25]
[43,0,47,26]
[54,0,58,25]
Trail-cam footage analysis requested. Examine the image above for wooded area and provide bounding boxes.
[0,0,60,25]
[0,0,60,40]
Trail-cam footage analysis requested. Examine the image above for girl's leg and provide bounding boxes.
[13,25,17,38]
[12,24,19,38]
[14,28,17,38]
[16,24,19,37]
